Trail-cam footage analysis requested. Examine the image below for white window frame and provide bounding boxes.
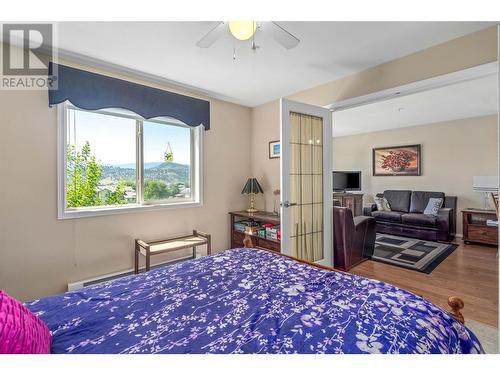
[57,102,203,219]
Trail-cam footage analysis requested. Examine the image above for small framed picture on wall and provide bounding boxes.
[269,140,280,159]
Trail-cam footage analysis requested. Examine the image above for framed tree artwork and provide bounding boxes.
[373,144,421,176]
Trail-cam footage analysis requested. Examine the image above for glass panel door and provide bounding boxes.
[289,112,324,261]
[281,99,332,267]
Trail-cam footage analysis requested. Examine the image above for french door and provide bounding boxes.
[280,99,333,267]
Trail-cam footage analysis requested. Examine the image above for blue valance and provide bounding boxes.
[48,62,210,130]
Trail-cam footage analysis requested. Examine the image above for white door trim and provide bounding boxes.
[497,26,500,286]
[280,98,333,267]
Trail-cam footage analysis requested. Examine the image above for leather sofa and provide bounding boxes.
[333,206,376,271]
[363,190,457,242]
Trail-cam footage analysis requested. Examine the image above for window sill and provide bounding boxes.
[58,200,203,220]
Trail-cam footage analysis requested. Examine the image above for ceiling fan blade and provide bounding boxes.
[260,22,300,49]
[196,22,226,48]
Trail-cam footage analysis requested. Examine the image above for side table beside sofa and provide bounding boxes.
[462,208,498,246]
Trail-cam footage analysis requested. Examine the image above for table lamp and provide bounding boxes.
[473,176,498,210]
[241,178,264,213]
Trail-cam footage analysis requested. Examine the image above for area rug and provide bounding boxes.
[372,234,458,274]
[466,319,499,354]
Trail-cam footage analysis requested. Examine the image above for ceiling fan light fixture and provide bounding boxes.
[228,21,256,41]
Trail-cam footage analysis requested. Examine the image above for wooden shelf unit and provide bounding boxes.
[229,211,281,253]
[333,192,363,216]
[462,209,498,246]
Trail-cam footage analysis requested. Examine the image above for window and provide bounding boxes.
[58,103,203,219]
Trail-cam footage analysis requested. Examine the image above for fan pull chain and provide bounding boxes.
[252,28,256,52]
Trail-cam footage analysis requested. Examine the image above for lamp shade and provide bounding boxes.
[473,176,498,192]
[241,178,264,195]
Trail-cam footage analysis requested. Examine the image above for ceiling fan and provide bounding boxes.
[196,21,300,52]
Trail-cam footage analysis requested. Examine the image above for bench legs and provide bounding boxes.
[193,229,211,256]
[145,248,150,272]
[135,239,151,274]
[134,240,139,275]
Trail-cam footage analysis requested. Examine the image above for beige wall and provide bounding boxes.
[250,27,498,207]
[332,116,498,235]
[0,59,252,301]
[250,101,280,212]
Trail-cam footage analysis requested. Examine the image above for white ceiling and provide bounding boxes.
[51,22,496,107]
[332,74,498,137]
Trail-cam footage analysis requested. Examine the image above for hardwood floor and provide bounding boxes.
[350,240,499,327]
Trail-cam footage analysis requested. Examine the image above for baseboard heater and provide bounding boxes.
[67,255,194,292]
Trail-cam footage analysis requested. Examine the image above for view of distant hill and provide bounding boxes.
[112,162,163,170]
[102,162,190,184]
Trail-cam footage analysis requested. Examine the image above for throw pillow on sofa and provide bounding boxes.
[423,197,444,216]
[374,197,391,211]
[0,290,52,354]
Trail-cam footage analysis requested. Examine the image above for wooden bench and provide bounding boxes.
[134,230,211,274]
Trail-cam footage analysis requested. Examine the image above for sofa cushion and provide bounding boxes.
[371,211,403,223]
[383,190,412,213]
[401,213,437,227]
[410,191,445,213]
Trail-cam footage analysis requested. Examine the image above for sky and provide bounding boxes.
[67,108,191,166]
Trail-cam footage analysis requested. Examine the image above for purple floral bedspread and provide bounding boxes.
[26,248,483,354]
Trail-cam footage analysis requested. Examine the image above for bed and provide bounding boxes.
[26,248,483,354]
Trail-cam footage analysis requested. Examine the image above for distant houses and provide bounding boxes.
[124,187,137,202]
[175,185,191,198]
[97,162,190,203]
[97,179,136,203]
[97,179,188,202]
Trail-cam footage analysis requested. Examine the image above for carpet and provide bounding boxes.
[372,234,458,274]
[466,320,499,354]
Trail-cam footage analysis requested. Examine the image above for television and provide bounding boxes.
[333,171,361,192]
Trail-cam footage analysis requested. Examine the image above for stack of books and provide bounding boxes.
[486,219,498,227]
[266,226,281,241]
[234,220,253,232]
